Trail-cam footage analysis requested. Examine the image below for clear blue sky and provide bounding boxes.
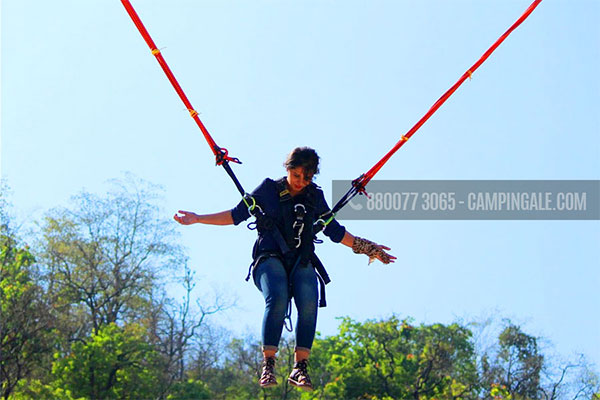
[2,0,599,368]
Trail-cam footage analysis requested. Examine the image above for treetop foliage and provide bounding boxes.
[1,176,598,400]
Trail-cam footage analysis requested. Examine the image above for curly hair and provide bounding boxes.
[284,147,320,177]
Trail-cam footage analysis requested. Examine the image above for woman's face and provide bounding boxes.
[286,167,312,195]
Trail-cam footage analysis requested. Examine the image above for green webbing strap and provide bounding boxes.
[314,212,335,233]
[242,194,256,211]
[321,213,335,227]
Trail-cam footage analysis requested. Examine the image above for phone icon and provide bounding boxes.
[348,199,363,211]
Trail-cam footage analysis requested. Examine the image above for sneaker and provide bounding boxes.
[288,359,313,391]
[259,357,278,388]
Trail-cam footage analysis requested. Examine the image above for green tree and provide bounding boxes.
[50,322,164,399]
[480,323,543,400]
[9,378,81,400]
[0,200,54,399]
[143,265,234,399]
[39,175,185,340]
[167,378,212,399]
[189,333,303,400]
[307,316,479,400]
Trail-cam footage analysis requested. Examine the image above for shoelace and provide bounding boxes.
[293,359,311,383]
[294,359,308,373]
[262,357,275,375]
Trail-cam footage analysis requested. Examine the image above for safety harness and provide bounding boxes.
[238,179,331,331]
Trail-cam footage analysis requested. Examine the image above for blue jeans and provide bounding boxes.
[253,256,318,350]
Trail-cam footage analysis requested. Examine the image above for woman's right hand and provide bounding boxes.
[173,210,199,225]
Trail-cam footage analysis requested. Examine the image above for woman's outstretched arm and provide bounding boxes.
[173,210,234,226]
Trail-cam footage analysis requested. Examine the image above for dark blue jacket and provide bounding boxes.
[231,178,346,260]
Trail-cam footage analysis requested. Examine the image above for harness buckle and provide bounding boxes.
[292,204,306,249]
[243,194,264,217]
[294,203,306,218]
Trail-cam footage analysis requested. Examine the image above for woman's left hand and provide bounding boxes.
[373,244,396,264]
[348,234,397,265]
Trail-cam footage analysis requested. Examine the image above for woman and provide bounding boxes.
[174,147,395,391]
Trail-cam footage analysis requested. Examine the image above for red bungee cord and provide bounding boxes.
[355,0,543,191]
[121,0,543,215]
[121,0,239,166]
